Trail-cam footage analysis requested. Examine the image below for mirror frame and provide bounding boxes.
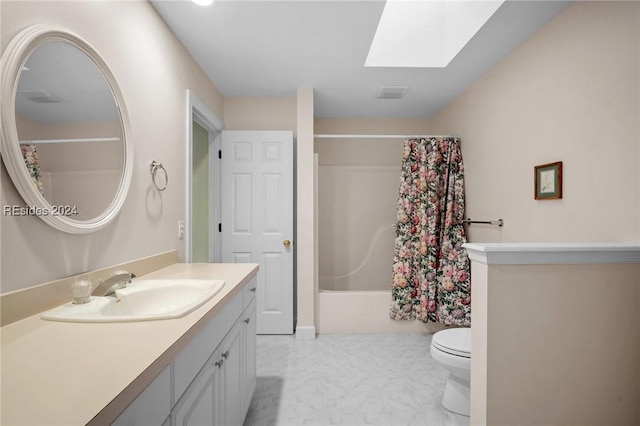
[0,25,133,234]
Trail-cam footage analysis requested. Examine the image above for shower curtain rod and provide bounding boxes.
[314,134,457,139]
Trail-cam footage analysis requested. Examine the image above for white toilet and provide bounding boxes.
[430,327,471,416]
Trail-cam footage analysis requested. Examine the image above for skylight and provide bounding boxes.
[365,0,505,68]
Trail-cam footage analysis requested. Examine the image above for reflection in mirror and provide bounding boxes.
[15,41,124,220]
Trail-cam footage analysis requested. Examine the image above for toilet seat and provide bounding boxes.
[432,328,471,358]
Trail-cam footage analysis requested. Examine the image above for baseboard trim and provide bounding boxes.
[295,325,316,340]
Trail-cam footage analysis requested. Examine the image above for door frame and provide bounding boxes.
[185,90,223,262]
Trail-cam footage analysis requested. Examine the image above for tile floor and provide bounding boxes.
[243,333,469,426]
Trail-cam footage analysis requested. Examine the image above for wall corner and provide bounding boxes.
[296,87,316,339]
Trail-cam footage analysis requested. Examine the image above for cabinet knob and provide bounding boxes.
[244,318,250,324]
[222,351,230,359]
[283,239,291,248]
[250,287,256,293]
[215,360,224,368]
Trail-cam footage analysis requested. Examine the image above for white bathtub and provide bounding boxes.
[317,289,444,334]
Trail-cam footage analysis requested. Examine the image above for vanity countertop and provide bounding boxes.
[0,262,259,426]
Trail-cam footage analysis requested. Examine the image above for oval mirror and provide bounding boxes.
[1,25,133,233]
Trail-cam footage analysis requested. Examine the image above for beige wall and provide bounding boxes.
[455,4,640,423]
[315,118,429,140]
[296,88,316,338]
[314,117,430,165]
[224,97,297,136]
[474,263,640,425]
[1,1,223,293]
[426,1,640,243]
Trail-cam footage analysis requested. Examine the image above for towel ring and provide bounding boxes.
[150,161,168,191]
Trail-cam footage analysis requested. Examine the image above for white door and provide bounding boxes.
[221,131,294,334]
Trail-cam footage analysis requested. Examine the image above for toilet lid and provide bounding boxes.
[432,328,471,358]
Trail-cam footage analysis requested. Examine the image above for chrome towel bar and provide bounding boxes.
[462,218,503,227]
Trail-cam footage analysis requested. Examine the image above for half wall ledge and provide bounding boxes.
[462,242,640,265]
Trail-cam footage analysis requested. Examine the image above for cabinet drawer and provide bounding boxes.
[242,276,257,309]
[174,289,243,399]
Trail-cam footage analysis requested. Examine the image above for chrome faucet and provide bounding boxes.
[92,272,136,297]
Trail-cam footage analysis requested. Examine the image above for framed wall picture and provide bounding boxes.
[534,161,562,200]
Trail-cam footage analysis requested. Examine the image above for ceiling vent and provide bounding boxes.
[376,85,408,99]
[18,89,63,103]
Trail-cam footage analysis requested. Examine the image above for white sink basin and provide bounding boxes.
[41,279,225,323]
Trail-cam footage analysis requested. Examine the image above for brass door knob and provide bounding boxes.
[283,239,291,248]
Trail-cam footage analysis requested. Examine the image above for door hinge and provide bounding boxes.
[218,149,222,159]
[218,223,222,232]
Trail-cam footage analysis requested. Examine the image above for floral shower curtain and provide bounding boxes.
[20,143,44,196]
[390,137,471,326]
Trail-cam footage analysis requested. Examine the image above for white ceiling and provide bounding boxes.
[150,0,570,119]
[17,41,118,124]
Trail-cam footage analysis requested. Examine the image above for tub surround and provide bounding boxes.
[0,262,258,425]
[318,290,444,334]
[464,242,640,426]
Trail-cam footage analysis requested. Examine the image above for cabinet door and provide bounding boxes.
[173,351,223,426]
[220,319,244,426]
[241,298,257,416]
[173,289,243,400]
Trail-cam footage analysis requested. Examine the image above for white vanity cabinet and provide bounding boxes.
[173,314,244,426]
[218,315,244,426]
[241,298,257,416]
[112,276,257,426]
[111,365,172,426]
[172,354,222,426]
